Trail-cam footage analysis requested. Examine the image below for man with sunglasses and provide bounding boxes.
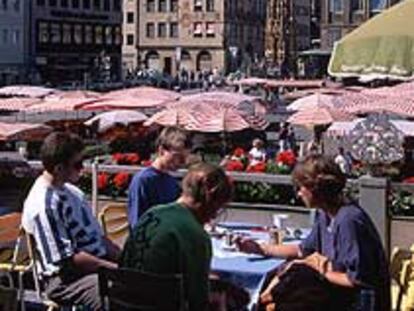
[22,132,120,310]
[127,126,192,229]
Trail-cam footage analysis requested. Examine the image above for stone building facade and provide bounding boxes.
[30,0,123,84]
[321,0,400,50]
[122,0,266,76]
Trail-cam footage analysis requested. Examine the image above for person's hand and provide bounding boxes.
[234,236,265,255]
[301,252,331,275]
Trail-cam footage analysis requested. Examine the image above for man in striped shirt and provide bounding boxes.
[22,132,120,310]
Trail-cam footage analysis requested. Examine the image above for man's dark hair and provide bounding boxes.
[40,132,84,173]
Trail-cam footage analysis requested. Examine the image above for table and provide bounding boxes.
[210,223,309,310]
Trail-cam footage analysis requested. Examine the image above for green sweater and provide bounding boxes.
[120,202,212,311]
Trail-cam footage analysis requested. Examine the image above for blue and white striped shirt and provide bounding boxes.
[22,175,106,277]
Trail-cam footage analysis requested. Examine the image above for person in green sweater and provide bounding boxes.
[120,163,234,311]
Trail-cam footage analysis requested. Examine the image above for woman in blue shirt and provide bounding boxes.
[237,154,390,311]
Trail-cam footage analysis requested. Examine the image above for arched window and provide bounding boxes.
[351,0,363,11]
[196,50,212,71]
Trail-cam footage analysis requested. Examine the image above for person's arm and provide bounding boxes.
[103,237,121,262]
[72,251,118,274]
[235,237,301,259]
[324,271,354,287]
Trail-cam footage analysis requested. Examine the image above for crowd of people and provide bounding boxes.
[21,127,390,311]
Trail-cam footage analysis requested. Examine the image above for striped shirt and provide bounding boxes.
[22,175,106,277]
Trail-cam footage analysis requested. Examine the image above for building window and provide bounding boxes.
[37,0,45,5]
[170,0,178,12]
[206,22,215,37]
[74,24,82,44]
[370,0,385,11]
[146,23,155,38]
[114,26,122,44]
[351,0,363,10]
[103,0,110,10]
[72,0,79,8]
[113,0,120,11]
[38,22,49,43]
[159,0,167,12]
[126,34,134,45]
[50,23,61,44]
[2,29,8,44]
[170,22,178,38]
[127,12,134,23]
[12,29,20,44]
[105,26,112,44]
[85,25,93,44]
[62,24,71,44]
[330,0,343,12]
[1,0,7,9]
[194,0,202,12]
[49,0,56,6]
[95,25,103,44]
[60,0,68,7]
[93,0,100,10]
[83,0,90,9]
[158,22,167,37]
[147,0,155,12]
[206,0,214,12]
[193,22,202,37]
[13,0,19,11]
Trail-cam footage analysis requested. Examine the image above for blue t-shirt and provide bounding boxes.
[300,204,390,311]
[127,166,180,228]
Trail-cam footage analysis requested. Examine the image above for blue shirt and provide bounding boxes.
[127,166,180,228]
[300,204,390,311]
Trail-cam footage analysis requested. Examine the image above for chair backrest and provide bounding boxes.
[390,247,412,286]
[98,203,129,247]
[99,267,186,311]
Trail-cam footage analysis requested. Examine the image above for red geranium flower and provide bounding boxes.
[225,160,244,172]
[246,161,266,173]
[112,153,125,164]
[233,147,245,158]
[113,172,130,189]
[403,176,414,184]
[276,150,296,167]
[141,159,152,167]
[97,173,109,190]
[125,153,140,165]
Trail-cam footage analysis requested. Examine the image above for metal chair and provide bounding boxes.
[99,267,187,311]
[98,203,129,247]
[390,247,413,311]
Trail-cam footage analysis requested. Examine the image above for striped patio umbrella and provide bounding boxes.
[0,97,41,111]
[287,93,342,112]
[145,101,257,133]
[287,104,355,127]
[80,97,170,110]
[0,85,57,98]
[0,122,52,141]
[84,110,148,132]
[101,86,180,101]
[329,0,414,80]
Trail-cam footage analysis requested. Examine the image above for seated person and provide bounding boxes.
[236,154,390,311]
[249,138,267,165]
[127,127,191,229]
[22,132,120,311]
[120,163,234,311]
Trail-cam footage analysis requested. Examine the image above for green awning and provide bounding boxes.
[328,0,414,80]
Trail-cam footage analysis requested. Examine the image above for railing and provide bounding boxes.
[28,160,414,254]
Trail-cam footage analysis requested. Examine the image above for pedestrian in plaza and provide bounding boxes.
[121,163,234,311]
[127,127,191,229]
[334,147,352,176]
[279,123,289,151]
[236,154,390,311]
[248,138,267,166]
[22,132,120,311]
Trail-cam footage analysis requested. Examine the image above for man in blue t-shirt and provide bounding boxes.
[127,127,191,229]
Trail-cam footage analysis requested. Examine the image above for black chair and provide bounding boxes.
[99,267,186,311]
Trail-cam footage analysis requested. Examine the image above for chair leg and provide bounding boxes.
[397,288,403,311]
[18,271,25,311]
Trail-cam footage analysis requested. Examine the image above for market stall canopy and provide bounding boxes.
[0,122,52,141]
[100,86,180,101]
[265,79,324,89]
[144,101,266,132]
[0,97,41,111]
[327,118,414,137]
[287,93,342,111]
[287,104,354,126]
[84,110,148,132]
[80,97,170,110]
[329,0,414,80]
[0,85,57,98]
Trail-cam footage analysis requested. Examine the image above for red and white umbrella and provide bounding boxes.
[0,85,57,98]
[25,96,99,112]
[101,86,180,101]
[0,122,52,141]
[288,104,355,126]
[84,110,148,132]
[145,102,254,132]
[0,97,41,111]
[80,97,170,110]
[287,93,342,111]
